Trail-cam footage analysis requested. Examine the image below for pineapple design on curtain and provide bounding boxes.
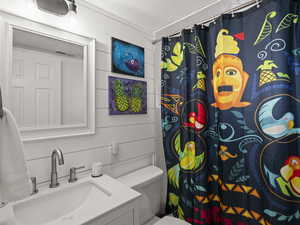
[161,0,300,224]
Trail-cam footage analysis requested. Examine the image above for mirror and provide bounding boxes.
[12,28,85,128]
[2,23,95,141]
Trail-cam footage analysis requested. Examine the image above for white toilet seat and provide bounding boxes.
[153,216,190,225]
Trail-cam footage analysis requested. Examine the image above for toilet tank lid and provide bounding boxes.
[154,216,191,225]
[117,166,163,188]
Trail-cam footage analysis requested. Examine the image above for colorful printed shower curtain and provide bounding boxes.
[161,0,300,224]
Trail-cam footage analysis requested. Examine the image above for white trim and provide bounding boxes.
[0,9,97,42]
[4,23,96,142]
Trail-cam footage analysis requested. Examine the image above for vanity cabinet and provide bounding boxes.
[84,200,139,225]
[105,210,134,225]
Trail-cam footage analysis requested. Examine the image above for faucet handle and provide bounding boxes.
[0,201,7,209]
[68,166,85,183]
[31,177,39,195]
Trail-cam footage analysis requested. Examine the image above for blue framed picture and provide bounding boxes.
[111,38,145,78]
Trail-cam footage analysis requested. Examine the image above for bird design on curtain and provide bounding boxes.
[161,0,300,224]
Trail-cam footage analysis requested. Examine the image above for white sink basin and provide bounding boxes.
[13,181,111,225]
[0,175,141,225]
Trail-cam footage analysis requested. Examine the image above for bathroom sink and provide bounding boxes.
[4,175,141,225]
[13,181,111,225]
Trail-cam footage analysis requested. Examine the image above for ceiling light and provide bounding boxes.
[36,0,77,16]
[66,0,77,14]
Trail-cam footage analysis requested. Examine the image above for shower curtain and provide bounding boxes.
[161,0,300,224]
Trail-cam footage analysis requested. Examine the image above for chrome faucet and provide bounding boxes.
[49,148,64,188]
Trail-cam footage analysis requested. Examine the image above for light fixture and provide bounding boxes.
[66,0,77,24]
[35,0,77,16]
[66,0,77,14]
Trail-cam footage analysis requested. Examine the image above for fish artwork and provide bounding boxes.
[112,38,145,77]
[125,59,140,72]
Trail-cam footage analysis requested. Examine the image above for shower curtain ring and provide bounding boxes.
[231,10,235,18]
[192,24,196,33]
[201,23,204,29]
[256,0,260,8]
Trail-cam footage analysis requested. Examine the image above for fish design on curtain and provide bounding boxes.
[161,0,300,224]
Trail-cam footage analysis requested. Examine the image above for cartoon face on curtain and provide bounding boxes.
[161,0,300,224]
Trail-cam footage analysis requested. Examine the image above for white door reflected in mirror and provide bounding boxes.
[1,20,96,141]
[11,28,85,130]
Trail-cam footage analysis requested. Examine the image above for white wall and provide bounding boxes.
[0,0,159,188]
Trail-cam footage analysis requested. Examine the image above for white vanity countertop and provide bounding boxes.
[0,205,15,225]
[0,174,141,225]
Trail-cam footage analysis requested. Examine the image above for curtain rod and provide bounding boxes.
[152,0,262,45]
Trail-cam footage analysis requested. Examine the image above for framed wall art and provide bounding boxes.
[111,37,145,78]
[109,76,147,115]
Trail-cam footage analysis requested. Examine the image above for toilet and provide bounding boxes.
[118,166,190,225]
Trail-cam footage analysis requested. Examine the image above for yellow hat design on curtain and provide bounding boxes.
[215,29,240,58]
[211,29,250,110]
